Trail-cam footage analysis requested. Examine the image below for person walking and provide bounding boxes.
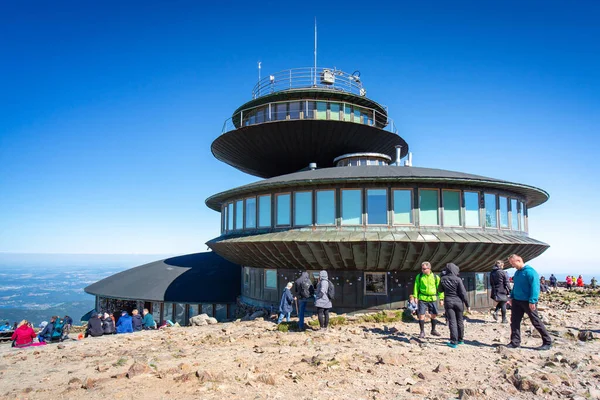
[490,260,510,323]
[294,272,314,330]
[413,261,444,338]
[506,254,552,350]
[277,282,294,324]
[566,275,573,290]
[438,263,471,348]
[549,274,557,289]
[315,271,333,330]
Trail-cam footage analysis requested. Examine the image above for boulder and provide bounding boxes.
[189,315,209,326]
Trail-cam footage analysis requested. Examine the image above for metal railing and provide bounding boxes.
[252,67,366,99]
[221,99,397,134]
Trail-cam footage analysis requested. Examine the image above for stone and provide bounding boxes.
[578,330,594,341]
[57,344,66,349]
[189,315,209,326]
[433,364,447,373]
[81,377,97,390]
[458,388,477,399]
[207,317,218,325]
[126,362,150,379]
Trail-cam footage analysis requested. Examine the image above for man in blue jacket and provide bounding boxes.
[507,254,552,350]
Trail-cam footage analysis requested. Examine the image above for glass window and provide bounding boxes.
[365,272,386,295]
[484,193,497,228]
[419,189,439,225]
[151,302,161,324]
[344,104,352,122]
[222,205,227,232]
[393,189,413,224]
[520,202,526,231]
[227,203,234,231]
[316,190,335,225]
[175,303,185,325]
[255,106,266,123]
[354,107,361,123]
[245,198,256,229]
[201,303,213,317]
[367,189,387,224]
[235,200,243,229]
[511,199,518,230]
[164,303,174,323]
[244,266,250,286]
[329,102,340,121]
[215,304,227,321]
[188,304,200,321]
[443,190,461,226]
[475,273,486,294]
[316,101,327,120]
[274,102,287,121]
[499,196,509,228]
[288,102,301,120]
[294,191,312,226]
[258,195,271,227]
[464,192,480,227]
[341,189,362,225]
[265,269,277,289]
[276,194,290,226]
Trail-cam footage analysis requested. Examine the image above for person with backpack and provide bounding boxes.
[438,263,471,348]
[315,270,333,330]
[413,261,444,338]
[102,313,116,334]
[490,260,511,323]
[50,317,66,342]
[277,282,294,324]
[37,316,56,343]
[294,271,314,330]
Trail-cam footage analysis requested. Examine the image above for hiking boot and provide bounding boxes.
[501,318,508,324]
[458,340,465,345]
[491,310,498,321]
[431,330,441,337]
[418,331,425,339]
[538,344,552,351]
[447,342,457,348]
[505,343,520,349]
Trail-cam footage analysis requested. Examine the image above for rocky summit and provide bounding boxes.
[1,289,599,400]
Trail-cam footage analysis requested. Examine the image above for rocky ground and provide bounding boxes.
[0,289,599,400]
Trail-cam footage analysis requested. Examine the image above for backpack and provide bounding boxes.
[299,280,314,299]
[326,280,335,300]
[51,319,64,340]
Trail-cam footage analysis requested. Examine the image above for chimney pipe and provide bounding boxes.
[404,152,413,167]
[394,145,402,166]
[309,162,317,170]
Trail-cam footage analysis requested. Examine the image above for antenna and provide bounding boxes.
[314,17,317,86]
[258,61,261,82]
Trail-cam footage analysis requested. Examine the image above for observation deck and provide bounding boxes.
[211,67,409,178]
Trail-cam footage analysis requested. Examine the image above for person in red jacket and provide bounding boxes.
[11,320,37,348]
[577,275,584,288]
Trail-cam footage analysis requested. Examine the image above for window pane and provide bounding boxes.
[201,303,213,317]
[316,102,327,119]
[294,191,312,225]
[258,195,271,227]
[188,304,200,321]
[365,272,386,295]
[227,203,234,230]
[175,303,185,325]
[265,269,277,289]
[499,196,509,228]
[475,273,486,294]
[341,189,362,225]
[393,189,413,224]
[520,202,526,231]
[276,194,290,225]
[367,189,387,224]
[344,104,352,121]
[235,200,243,229]
[274,103,286,121]
[245,198,256,228]
[164,303,173,322]
[215,304,227,321]
[484,193,497,228]
[289,102,300,119]
[419,189,439,225]
[316,190,335,225]
[151,302,161,324]
[222,206,227,232]
[443,190,461,226]
[464,192,480,227]
[511,199,518,230]
[330,102,340,121]
[244,266,250,285]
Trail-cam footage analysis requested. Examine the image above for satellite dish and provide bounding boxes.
[359,88,367,97]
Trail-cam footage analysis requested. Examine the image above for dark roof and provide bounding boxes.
[84,252,241,303]
[205,165,549,210]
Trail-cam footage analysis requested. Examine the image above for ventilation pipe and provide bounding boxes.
[394,145,402,166]
[309,162,317,170]
[404,152,413,167]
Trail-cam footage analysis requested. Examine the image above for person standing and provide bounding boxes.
[549,274,557,289]
[294,272,314,330]
[438,263,471,348]
[566,275,573,290]
[576,275,584,288]
[315,271,332,330]
[277,282,294,324]
[591,277,597,289]
[413,261,444,338]
[507,254,552,350]
[490,260,511,323]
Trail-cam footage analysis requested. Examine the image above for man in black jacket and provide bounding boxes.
[438,263,471,348]
[85,313,104,338]
[490,260,511,323]
[294,272,314,331]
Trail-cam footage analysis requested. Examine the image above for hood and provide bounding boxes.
[120,314,132,320]
[319,270,328,280]
[492,265,501,271]
[296,272,309,282]
[17,325,30,331]
[444,263,460,277]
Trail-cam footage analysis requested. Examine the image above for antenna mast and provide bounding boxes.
[314,18,317,86]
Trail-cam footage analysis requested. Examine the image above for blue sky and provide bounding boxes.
[0,1,598,275]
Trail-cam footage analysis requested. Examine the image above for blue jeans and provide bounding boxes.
[37,334,46,343]
[298,299,308,329]
[277,312,290,324]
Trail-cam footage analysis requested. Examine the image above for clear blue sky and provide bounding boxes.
[1,1,598,275]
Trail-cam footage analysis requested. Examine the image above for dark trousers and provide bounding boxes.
[510,299,552,346]
[317,307,329,328]
[444,301,464,344]
[494,301,507,320]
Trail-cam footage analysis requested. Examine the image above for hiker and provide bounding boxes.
[115,311,133,334]
[506,254,552,350]
[315,270,333,330]
[406,295,418,315]
[63,315,73,339]
[295,271,314,330]
[37,316,56,343]
[102,313,116,334]
[277,282,294,324]
[540,277,549,293]
[85,313,104,338]
[11,320,37,348]
[591,277,597,289]
[142,308,155,330]
[490,260,510,323]
[438,263,471,348]
[413,261,444,338]
[131,309,143,331]
[566,275,573,290]
[0,322,10,331]
[549,274,557,289]
[577,275,584,288]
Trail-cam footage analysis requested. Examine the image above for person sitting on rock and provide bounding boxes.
[102,313,116,334]
[142,309,155,330]
[85,313,104,338]
[131,309,143,332]
[540,277,549,293]
[277,282,294,324]
[0,322,10,332]
[37,316,56,343]
[11,320,37,348]
[115,311,133,334]
[577,275,584,288]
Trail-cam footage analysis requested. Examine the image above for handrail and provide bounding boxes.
[252,67,366,99]
[220,98,397,135]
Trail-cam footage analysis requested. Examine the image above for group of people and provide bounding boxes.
[565,275,592,290]
[7,315,73,348]
[85,309,156,338]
